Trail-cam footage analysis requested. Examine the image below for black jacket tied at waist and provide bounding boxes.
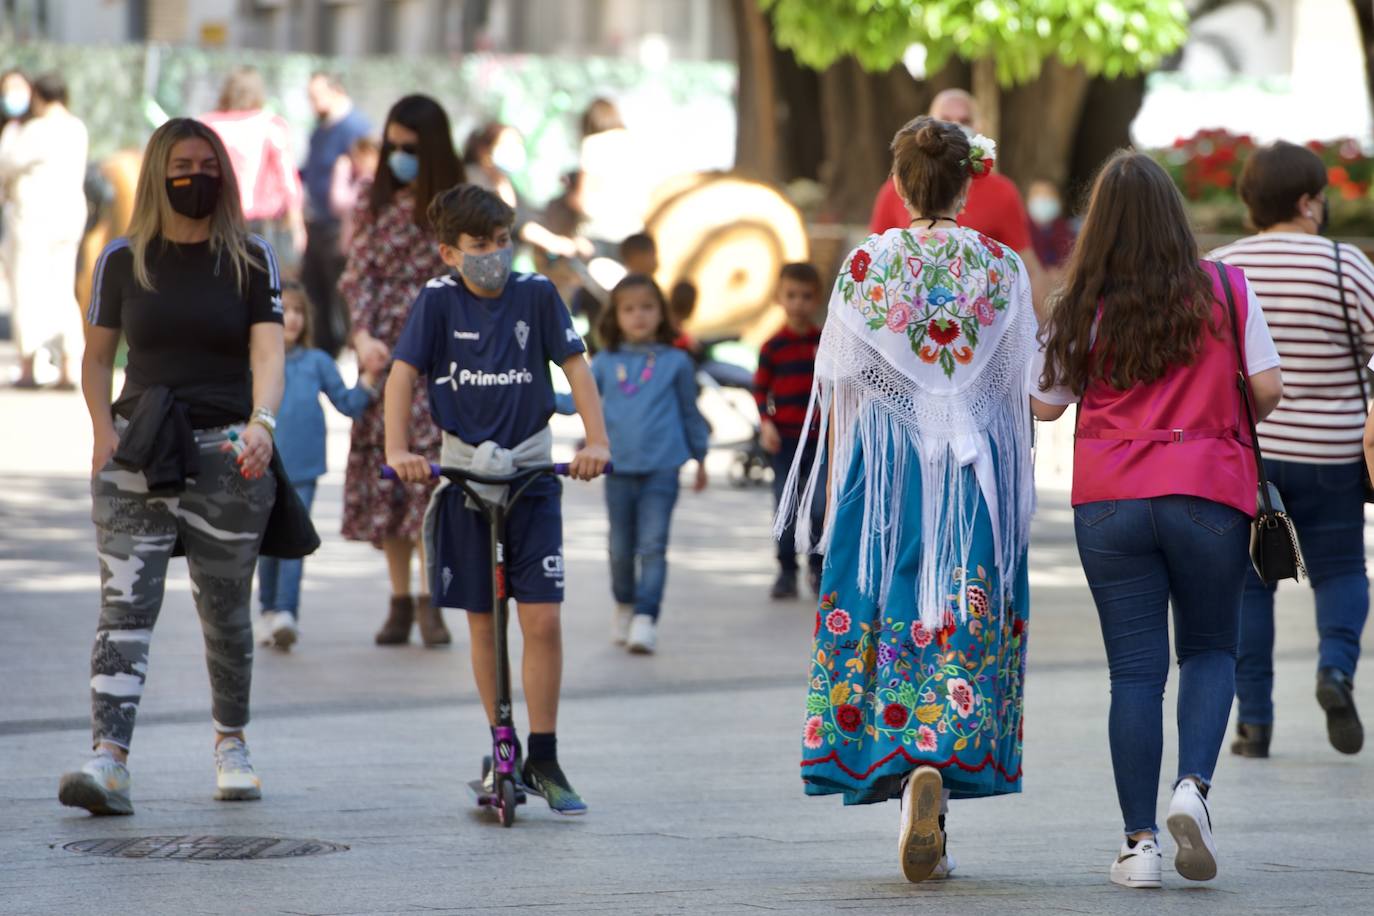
[110,386,320,560]
[112,385,200,491]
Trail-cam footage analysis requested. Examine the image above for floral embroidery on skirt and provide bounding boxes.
[801,449,1028,805]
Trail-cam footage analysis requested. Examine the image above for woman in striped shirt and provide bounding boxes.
[1211,141,1370,758]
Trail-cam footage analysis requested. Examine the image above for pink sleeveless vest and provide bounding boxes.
[1072,261,1258,517]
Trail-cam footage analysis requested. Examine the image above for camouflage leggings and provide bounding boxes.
[89,427,275,750]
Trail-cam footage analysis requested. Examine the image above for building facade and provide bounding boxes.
[2,0,734,61]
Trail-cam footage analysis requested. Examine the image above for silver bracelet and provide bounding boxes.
[250,407,277,433]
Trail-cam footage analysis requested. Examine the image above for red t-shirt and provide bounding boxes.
[868,174,1032,254]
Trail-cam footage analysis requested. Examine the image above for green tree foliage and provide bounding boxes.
[760,0,1191,84]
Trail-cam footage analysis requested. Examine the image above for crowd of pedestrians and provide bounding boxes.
[3,59,1363,896]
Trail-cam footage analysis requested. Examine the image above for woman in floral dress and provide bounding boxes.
[340,94,464,647]
[780,117,1036,882]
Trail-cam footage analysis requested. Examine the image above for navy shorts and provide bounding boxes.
[430,476,565,611]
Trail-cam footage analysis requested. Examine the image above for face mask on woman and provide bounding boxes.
[2,88,29,118]
[1028,197,1062,226]
[459,246,513,293]
[165,174,222,220]
[388,149,419,185]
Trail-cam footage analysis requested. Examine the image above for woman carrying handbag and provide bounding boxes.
[1034,152,1283,888]
[1212,140,1372,758]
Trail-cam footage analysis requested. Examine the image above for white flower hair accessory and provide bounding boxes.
[962,134,997,179]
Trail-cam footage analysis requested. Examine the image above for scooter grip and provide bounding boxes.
[379,463,441,480]
[553,462,615,476]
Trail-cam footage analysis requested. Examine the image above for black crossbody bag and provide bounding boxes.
[1214,262,1306,584]
[1332,239,1374,502]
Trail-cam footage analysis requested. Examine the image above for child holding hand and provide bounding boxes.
[257,279,378,649]
[593,275,710,653]
[384,184,609,814]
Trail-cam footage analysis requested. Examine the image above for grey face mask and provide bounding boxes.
[460,246,513,292]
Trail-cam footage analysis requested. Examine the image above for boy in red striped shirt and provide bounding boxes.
[755,263,825,598]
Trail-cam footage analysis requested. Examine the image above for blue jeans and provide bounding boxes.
[1075,495,1250,834]
[257,480,317,618]
[1237,459,1369,724]
[605,468,680,620]
[772,437,824,574]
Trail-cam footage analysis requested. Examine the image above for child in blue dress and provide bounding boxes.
[256,280,377,649]
[593,275,710,653]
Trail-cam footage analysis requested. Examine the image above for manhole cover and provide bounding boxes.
[64,835,348,860]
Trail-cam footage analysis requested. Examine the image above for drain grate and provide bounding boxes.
[64,835,348,860]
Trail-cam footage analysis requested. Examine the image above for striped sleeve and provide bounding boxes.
[86,238,131,327]
[247,234,285,323]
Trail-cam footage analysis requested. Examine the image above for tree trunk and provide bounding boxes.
[1066,75,1148,204]
[1352,0,1374,126]
[731,0,780,180]
[972,58,1001,141]
[815,59,967,222]
[997,60,1091,192]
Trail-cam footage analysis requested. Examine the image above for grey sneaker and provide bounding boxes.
[214,736,262,801]
[58,751,133,816]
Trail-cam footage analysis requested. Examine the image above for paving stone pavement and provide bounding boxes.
[1,384,1371,916]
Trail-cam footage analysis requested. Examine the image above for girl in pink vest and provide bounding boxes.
[1033,152,1282,890]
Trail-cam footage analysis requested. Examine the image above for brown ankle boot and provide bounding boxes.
[414,594,451,647]
[375,595,415,645]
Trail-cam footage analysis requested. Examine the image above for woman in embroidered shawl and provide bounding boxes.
[782,117,1037,882]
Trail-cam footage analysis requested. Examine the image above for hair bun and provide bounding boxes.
[913,123,950,157]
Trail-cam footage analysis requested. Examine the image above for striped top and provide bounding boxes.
[754,323,822,441]
[1210,233,1374,464]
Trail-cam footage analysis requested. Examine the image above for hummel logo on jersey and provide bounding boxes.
[566,327,581,343]
[514,320,530,350]
[453,331,480,341]
[426,275,459,289]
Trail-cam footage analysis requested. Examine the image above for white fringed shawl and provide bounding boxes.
[776,227,1037,628]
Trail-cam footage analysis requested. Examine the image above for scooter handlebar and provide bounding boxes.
[379,462,613,483]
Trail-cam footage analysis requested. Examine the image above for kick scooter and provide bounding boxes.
[381,460,608,826]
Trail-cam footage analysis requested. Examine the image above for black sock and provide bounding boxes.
[527,732,557,762]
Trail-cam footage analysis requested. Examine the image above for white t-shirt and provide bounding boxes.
[1031,275,1280,405]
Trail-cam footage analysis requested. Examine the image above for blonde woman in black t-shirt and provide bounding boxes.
[60,118,285,816]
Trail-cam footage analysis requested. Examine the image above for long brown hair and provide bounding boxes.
[369,94,465,231]
[1038,151,1216,395]
[597,275,675,351]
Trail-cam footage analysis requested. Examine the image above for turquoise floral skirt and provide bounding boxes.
[801,445,1029,805]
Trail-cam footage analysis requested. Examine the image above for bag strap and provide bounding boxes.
[1333,240,1369,408]
[1214,261,1275,516]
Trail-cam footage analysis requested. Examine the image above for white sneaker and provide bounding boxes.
[898,766,943,882]
[253,611,275,647]
[931,851,957,879]
[58,750,133,816]
[626,614,657,654]
[612,604,634,645]
[1166,779,1217,881]
[214,736,262,801]
[1110,836,1162,888]
[269,611,299,651]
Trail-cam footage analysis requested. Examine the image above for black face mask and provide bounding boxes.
[165,174,221,220]
[1316,197,1330,236]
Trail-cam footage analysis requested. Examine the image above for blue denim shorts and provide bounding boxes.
[429,476,565,611]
